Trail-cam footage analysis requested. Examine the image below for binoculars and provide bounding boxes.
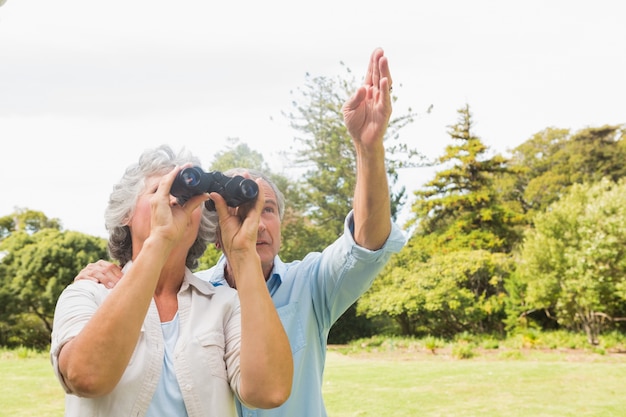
[170,166,258,211]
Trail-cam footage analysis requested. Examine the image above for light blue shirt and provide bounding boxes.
[196,211,406,417]
[146,312,189,417]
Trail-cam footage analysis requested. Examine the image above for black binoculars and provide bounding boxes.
[170,166,258,211]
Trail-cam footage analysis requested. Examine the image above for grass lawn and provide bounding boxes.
[0,350,64,417]
[322,347,626,417]
[1,346,625,416]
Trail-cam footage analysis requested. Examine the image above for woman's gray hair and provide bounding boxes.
[204,168,285,237]
[104,144,217,270]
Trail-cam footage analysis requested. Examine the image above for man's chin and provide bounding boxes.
[256,246,275,262]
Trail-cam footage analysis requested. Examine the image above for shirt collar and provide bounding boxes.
[122,261,216,296]
[211,254,284,293]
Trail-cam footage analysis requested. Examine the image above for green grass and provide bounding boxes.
[0,349,64,417]
[2,342,626,417]
[323,349,626,417]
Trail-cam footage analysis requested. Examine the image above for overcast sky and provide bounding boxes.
[1,0,624,238]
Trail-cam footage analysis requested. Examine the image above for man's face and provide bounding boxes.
[256,183,282,278]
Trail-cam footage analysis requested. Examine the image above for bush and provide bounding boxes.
[451,341,476,359]
[4,313,50,350]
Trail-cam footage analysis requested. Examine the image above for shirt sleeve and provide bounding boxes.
[49,281,109,393]
[220,289,258,410]
[311,210,407,327]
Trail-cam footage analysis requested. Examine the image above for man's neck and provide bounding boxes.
[224,264,236,289]
[224,262,274,289]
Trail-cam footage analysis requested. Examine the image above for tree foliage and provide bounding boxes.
[2,75,624,348]
[503,124,626,219]
[359,248,511,337]
[409,104,523,254]
[513,178,626,344]
[0,208,61,239]
[209,137,270,173]
[0,223,108,347]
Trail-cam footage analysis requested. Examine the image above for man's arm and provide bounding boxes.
[211,181,293,408]
[342,47,393,250]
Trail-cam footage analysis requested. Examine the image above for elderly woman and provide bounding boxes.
[50,145,292,416]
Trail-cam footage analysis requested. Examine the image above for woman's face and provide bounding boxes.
[128,174,203,254]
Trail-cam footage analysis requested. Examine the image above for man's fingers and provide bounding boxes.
[74,261,123,289]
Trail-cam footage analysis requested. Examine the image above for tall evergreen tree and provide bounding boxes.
[359,104,518,337]
[410,104,521,253]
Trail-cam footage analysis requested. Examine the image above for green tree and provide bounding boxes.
[360,104,519,337]
[494,127,569,220]
[359,246,512,337]
[0,228,108,347]
[513,178,626,344]
[209,137,270,173]
[409,104,522,254]
[0,208,61,239]
[503,124,626,219]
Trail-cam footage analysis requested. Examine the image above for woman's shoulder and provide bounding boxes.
[61,279,111,299]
